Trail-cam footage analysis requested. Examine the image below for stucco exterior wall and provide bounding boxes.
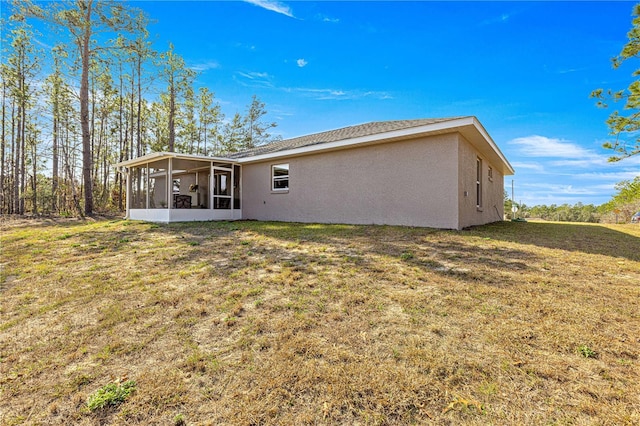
[241,134,460,228]
[457,135,505,228]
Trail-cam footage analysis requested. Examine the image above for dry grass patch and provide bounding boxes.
[1,218,639,425]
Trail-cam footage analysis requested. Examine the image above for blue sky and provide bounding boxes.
[35,1,640,206]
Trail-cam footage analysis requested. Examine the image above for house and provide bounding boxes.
[114,116,514,229]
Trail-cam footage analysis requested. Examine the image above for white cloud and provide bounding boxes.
[507,137,639,205]
[509,135,592,158]
[296,58,308,68]
[317,14,339,23]
[234,71,274,88]
[243,0,294,18]
[292,88,346,100]
[549,158,608,168]
[33,37,54,50]
[556,67,588,75]
[480,13,511,26]
[573,171,640,181]
[521,182,600,195]
[237,71,269,80]
[232,72,392,101]
[189,61,220,72]
[510,162,545,172]
[286,87,392,101]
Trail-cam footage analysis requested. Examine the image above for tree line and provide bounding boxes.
[504,177,640,223]
[1,0,278,217]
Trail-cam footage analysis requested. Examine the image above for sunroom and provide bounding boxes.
[115,152,241,223]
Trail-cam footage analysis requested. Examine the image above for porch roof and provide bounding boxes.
[114,152,237,169]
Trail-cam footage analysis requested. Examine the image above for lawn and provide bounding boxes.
[1,218,639,425]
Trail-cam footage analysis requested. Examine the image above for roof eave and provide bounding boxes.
[236,117,476,164]
[462,118,515,176]
[235,116,515,175]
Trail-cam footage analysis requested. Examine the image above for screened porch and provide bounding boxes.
[115,153,241,223]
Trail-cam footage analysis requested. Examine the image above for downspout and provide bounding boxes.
[168,157,173,210]
[145,163,150,209]
[124,167,131,219]
[210,161,214,211]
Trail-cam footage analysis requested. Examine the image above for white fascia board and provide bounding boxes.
[114,152,167,168]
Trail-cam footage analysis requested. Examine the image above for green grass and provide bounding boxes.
[1,217,639,425]
[86,380,137,411]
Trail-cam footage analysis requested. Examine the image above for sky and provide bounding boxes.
[23,1,640,206]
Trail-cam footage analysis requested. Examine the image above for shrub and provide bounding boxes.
[86,380,136,411]
[577,345,597,359]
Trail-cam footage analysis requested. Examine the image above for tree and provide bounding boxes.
[218,95,278,153]
[0,62,8,213]
[158,42,195,152]
[243,94,277,150]
[591,3,640,161]
[181,85,197,154]
[221,112,246,153]
[17,0,146,215]
[196,87,222,156]
[43,45,68,213]
[613,176,640,204]
[3,17,41,215]
[1,1,281,217]
[600,176,640,222]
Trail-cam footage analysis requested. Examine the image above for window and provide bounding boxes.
[272,163,289,191]
[488,166,493,182]
[476,158,482,208]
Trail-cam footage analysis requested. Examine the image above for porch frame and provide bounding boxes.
[117,152,242,223]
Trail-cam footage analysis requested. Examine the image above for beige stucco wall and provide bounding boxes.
[241,134,461,228]
[457,135,505,228]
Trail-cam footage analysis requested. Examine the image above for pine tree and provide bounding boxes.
[592,3,640,161]
[18,0,148,215]
[243,94,277,149]
[158,43,195,152]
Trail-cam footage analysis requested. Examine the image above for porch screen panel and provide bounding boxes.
[213,169,232,209]
[149,166,168,209]
[130,166,148,209]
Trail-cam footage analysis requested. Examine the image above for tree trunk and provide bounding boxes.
[168,75,175,152]
[136,56,142,157]
[52,114,58,213]
[19,93,26,215]
[14,102,21,215]
[118,62,125,211]
[31,131,37,214]
[10,99,16,214]
[80,1,93,216]
[1,79,6,214]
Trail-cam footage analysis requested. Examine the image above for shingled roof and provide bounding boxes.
[226,117,466,159]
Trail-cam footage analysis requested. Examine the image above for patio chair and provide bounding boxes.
[174,194,192,209]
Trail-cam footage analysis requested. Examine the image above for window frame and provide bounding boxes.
[271,163,289,192]
[476,157,483,209]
